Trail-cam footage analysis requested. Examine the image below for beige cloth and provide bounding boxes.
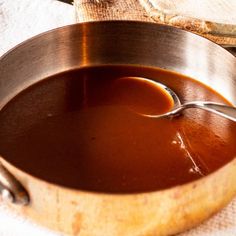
[0,0,235,235]
[181,200,236,235]
[140,0,236,46]
[143,0,236,24]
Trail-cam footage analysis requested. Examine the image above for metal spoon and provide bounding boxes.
[139,79,236,122]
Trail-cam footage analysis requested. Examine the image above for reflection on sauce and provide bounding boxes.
[0,65,236,193]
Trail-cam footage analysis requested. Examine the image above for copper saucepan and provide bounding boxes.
[0,21,236,236]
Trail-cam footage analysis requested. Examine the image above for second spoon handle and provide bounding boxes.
[182,101,236,122]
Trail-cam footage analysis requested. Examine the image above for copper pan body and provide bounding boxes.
[0,21,236,236]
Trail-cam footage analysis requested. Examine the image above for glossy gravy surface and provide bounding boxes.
[0,66,236,193]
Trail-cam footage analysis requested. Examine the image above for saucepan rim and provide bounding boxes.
[0,20,236,199]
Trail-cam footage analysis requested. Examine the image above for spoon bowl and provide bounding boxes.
[132,77,236,122]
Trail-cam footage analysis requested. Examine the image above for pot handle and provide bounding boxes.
[0,163,29,205]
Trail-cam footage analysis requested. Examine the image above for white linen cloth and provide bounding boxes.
[0,0,235,235]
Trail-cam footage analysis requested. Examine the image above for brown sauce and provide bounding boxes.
[0,65,236,193]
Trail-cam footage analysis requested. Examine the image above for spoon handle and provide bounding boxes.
[182,101,236,122]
